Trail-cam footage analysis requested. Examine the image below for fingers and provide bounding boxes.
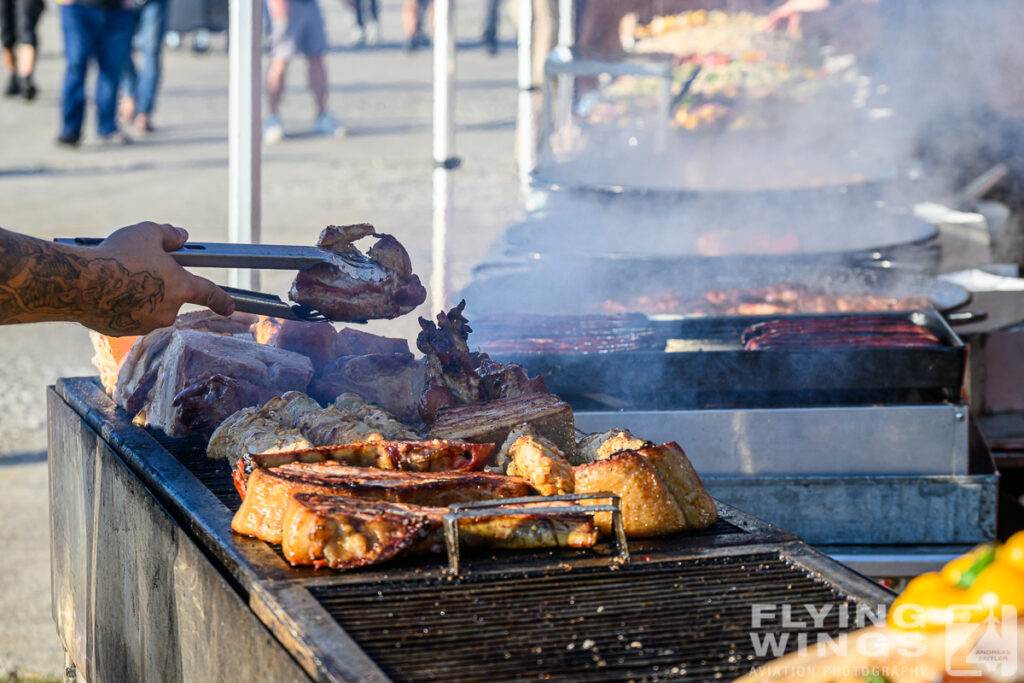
[187,274,236,317]
[156,223,189,251]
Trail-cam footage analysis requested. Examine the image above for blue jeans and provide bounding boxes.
[59,3,134,137]
[121,0,166,116]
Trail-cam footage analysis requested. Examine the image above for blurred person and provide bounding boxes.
[118,0,168,135]
[350,0,379,46]
[263,0,345,143]
[1,0,45,99]
[402,0,429,51]
[0,222,233,335]
[481,0,500,55]
[57,0,135,146]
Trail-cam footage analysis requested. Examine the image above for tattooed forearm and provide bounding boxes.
[0,228,166,333]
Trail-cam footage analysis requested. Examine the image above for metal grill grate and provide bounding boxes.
[312,552,869,682]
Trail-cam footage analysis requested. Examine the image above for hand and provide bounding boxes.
[765,0,830,35]
[83,222,234,334]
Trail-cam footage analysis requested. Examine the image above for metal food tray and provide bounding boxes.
[49,377,893,683]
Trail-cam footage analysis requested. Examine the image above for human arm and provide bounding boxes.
[764,0,831,34]
[0,222,234,335]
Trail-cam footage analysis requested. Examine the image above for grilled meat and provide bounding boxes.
[232,461,535,543]
[505,433,575,496]
[280,494,598,569]
[289,225,427,322]
[742,317,941,350]
[334,327,410,356]
[311,354,425,423]
[429,393,577,463]
[573,442,717,537]
[250,317,337,371]
[172,375,280,439]
[574,428,652,465]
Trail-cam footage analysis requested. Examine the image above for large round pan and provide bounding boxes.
[458,260,970,318]
[500,203,938,265]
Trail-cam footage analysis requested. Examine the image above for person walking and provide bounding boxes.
[402,0,430,51]
[263,0,344,143]
[350,0,379,46]
[1,0,45,99]
[119,0,167,135]
[57,0,135,146]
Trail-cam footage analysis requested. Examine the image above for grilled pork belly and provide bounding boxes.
[429,393,577,462]
[574,429,652,465]
[505,433,574,496]
[281,494,597,569]
[232,462,535,543]
[573,442,717,537]
[289,225,427,322]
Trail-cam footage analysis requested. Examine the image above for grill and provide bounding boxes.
[49,376,893,682]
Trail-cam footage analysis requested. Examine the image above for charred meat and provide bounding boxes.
[741,316,942,350]
[289,224,427,322]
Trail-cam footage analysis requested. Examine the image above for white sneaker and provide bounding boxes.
[365,21,380,45]
[349,25,366,46]
[314,113,347,138]
[263,115,284,144]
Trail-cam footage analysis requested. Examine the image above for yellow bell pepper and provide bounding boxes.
[996,530,1024,573]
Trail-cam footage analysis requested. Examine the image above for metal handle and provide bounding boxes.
[944,310,988,326]
[220,286,330,323]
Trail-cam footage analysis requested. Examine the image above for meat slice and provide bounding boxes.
[310,353,425,423]
[334,328,410,356]
[429,393,577,462]
[280,494,597,570]
[573,442,717,537]
[289,225,427,322]
[250,317,337,371]
[232,461,535,543]
[146,329,313,437]
[574,428,652,466]
[172,375,280,439]
[505,433,574,496]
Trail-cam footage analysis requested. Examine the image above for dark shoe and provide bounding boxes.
[482,31,498,55]
[98,130,133,145]
[56,131,81,147]
[19,76,36,101]
[4,75,20,97]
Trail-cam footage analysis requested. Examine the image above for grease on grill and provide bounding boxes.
[312,552,865,682]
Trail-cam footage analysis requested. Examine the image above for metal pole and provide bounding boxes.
[228,0,263,290]
[516,0,536,188]
[431,0,457,315]
[554,0,574,135]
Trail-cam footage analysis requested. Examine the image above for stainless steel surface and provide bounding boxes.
[816,545,976,579]
[442,493,629,574]
[575,404,970,476]
[431,0,456,314]
[219,286,331,323]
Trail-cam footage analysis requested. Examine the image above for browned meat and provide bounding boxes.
[416,301,549,423]
[574,428,652,465]
[144,330,313,438]
[573,442,717,538]
[333,327,410,356]
[280,494,597,570]
[429,393,577,462]
[250,317,337,371]
[231,461,535,543]
[172,375,279,439]
[289,225,427,322]
[505,433,574,496]
[741,317,942,350]
[310,353,425,423]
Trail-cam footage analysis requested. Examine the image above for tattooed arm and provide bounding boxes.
[0,222,234,336]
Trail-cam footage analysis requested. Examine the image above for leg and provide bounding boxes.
[94,6,134,135]
[266,57,287,116]
[59,3,94,140]
[133,0,166,117]
[354,0,364,28]
[483,0,499,48]
[307,54,326,116]
[1,0,16,92]
[16,0,43,77]
[119,6,140,120]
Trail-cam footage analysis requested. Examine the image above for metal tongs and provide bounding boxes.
[55,237,380,322]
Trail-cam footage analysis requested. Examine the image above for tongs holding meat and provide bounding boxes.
[56,225,427,323]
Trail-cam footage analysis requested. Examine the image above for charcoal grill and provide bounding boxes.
[49,377,893,682]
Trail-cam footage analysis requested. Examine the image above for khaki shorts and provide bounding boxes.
[270,0,328,59]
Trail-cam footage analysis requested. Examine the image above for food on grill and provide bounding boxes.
[416,301,547,423]
[232,461,535,543]
[250,317,337,371]
[505,432,574,496]
[280,494,597,570]
[289,224,427,322]
[575,428,652,466]
[311,353,425,423]
[172,375,281,439]
[429,393,577,463]
[334,327,410,356]
[573,443,717,538]
[145,329,314,438]
[471,313,659,355]
[602,283,933,317]
[742,316,942,350]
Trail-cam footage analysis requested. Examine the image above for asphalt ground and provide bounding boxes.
[0,0,521,676]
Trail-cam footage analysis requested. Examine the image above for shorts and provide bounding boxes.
[1,0,45,49]
[270,0,327,59]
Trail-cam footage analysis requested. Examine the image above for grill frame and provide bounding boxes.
[51,376,894,682]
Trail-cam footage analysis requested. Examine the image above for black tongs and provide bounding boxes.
[55,238,372,323]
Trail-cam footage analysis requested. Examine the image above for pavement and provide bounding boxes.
[0,0,521,677]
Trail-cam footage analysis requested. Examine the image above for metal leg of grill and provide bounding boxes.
[64,648,77,683]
